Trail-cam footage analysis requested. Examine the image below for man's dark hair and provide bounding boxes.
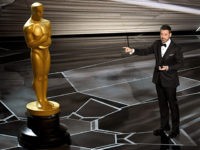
[160,24,171,32]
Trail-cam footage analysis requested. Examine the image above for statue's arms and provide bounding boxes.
[24,25,49,49]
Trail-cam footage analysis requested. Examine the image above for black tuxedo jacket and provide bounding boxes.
[135,39,183,87]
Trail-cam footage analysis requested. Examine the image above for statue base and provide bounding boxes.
[26,101,60,116]
[18,112,71,149]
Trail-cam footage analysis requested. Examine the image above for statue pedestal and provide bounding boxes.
[18,101,71,149]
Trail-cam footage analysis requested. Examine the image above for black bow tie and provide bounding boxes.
[161,43,166,47]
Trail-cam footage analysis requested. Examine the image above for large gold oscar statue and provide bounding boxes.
[23,2,59,116]
[18,2,70,148]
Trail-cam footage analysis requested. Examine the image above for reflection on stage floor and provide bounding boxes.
[0,35,200,149]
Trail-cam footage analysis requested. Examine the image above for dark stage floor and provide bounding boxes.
[0,35,200,150]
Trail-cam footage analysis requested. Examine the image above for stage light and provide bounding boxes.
[196,26,200,32]
[111,0,200,15]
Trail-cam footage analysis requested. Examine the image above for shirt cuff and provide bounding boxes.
[129,48,135,55]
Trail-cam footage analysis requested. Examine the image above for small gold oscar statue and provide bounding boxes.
[18,2,70,148]
[23,2,59,116]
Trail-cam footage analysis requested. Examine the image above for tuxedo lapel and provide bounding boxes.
[158,42,162,58]
[162,41,174,61]
[158,42,163,65]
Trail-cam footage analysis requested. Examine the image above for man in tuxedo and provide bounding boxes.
[123,24,183,138]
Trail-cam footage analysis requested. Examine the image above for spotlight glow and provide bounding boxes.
[111,0,200,15]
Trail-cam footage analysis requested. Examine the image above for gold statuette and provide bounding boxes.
[23,2,59,116]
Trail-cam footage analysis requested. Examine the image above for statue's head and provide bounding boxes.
[31,2,43,21]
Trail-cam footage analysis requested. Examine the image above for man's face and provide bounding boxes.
[160,29,172,43]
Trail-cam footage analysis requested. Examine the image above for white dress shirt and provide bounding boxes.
[161,39,171,57]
